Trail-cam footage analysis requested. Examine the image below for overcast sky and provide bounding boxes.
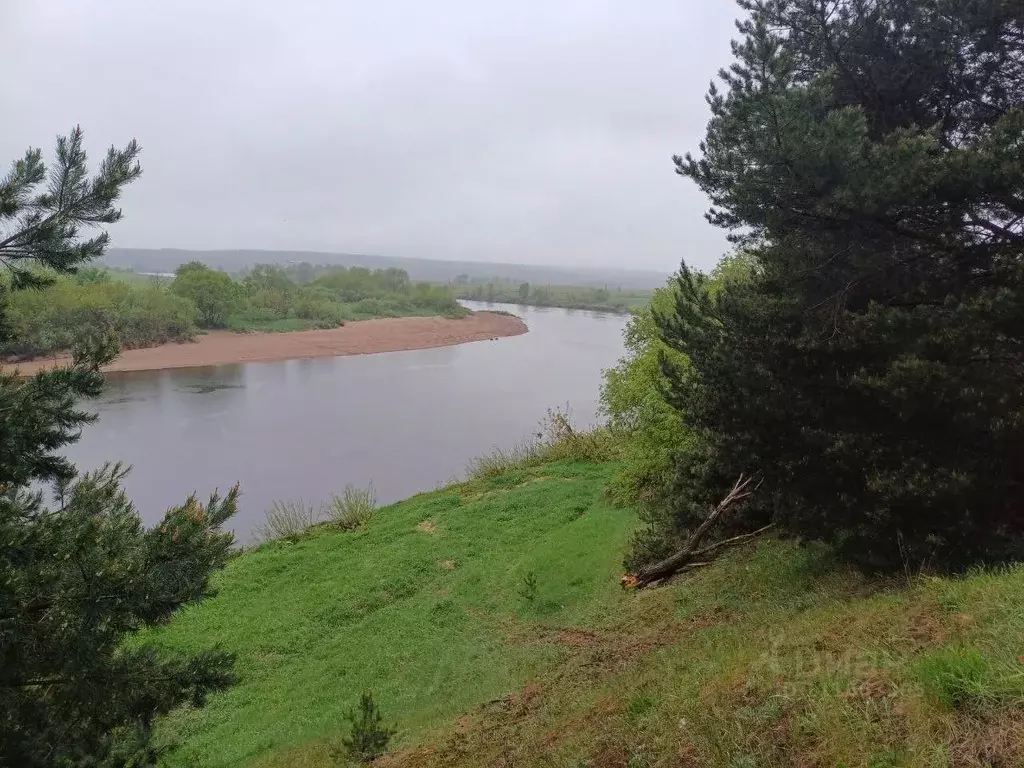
[3,1,738,272]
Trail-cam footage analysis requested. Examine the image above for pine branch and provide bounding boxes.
[0,130,141,271]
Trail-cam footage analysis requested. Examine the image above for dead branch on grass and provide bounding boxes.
[622,475,771,589]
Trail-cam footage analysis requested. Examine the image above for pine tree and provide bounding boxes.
[656,0,1024,571]
[335,692,396,763]
[0,127,238,765]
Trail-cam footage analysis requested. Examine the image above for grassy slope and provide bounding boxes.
[407,545,1024,768]
[150,460,637,767]
[154,459,1024,767]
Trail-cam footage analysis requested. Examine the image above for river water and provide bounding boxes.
[63,302,628,540]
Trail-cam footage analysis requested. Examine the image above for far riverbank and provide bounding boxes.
[11,311,527,374]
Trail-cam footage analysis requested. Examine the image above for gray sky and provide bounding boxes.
[3,1,737,272]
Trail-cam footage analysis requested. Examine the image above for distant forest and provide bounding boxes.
[104,248,668,291]
[453,278,651,313]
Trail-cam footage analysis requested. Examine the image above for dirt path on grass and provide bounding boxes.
[11,311,528,374]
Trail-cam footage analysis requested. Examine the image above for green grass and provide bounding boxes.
[402,541,1024,768]
[915,644,1024,713]
[464,409,621,482]
[149,460,637,767]
[151,457,1024,767]
[227,317,317,333]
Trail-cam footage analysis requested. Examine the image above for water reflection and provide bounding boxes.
[65,302,628,540]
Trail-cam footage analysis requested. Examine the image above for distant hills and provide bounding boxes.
[103,248,669,290]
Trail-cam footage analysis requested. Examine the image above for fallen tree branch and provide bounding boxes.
[622,475,769,589]
[688,524,775,560]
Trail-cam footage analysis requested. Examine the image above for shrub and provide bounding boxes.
[170,262,243,329]
[0,277,198,359]
[352,297,397,317]
[600,260,752,572]
[464,407,619,482]
[442,303,471,319]
[245,288,290,317]
[253,500,319,542]
[518,571,539,603]
[291,296,346,328]
[464,440,544,481]
[600,278,696,507]
[229,305,283,325]
[536,406,619,464]
[327,484,377,531]
[333,692,396,764]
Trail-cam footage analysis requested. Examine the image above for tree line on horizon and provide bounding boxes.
[453,277,651,313]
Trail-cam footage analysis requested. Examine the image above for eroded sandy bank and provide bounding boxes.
[11,311,528,374]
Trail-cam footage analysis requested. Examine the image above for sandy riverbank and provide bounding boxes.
[10,311,528,374]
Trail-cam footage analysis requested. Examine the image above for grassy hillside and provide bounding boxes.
[398,542,1024,768]
[149,460,637,766]
[151,458,1024,767]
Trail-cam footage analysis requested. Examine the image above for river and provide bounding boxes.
[63,302,629,541]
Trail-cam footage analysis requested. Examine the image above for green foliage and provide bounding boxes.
[1,257,470,358]
[1,275,197,359]
[648,0,1024,572]
[335,692,397,763]
[311,266,467,319]
[601,257,754,569]
[215,262,466,332]
[244,264,296,296]
[74,265,113,285]
[601,277,692,507]
[170,261,243,329]
[235,264,350,330]
[0,128,237,766]
[536,407,620,464]
[0,126,139,290]
[327,484,377,531]
[455,279,650,313]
